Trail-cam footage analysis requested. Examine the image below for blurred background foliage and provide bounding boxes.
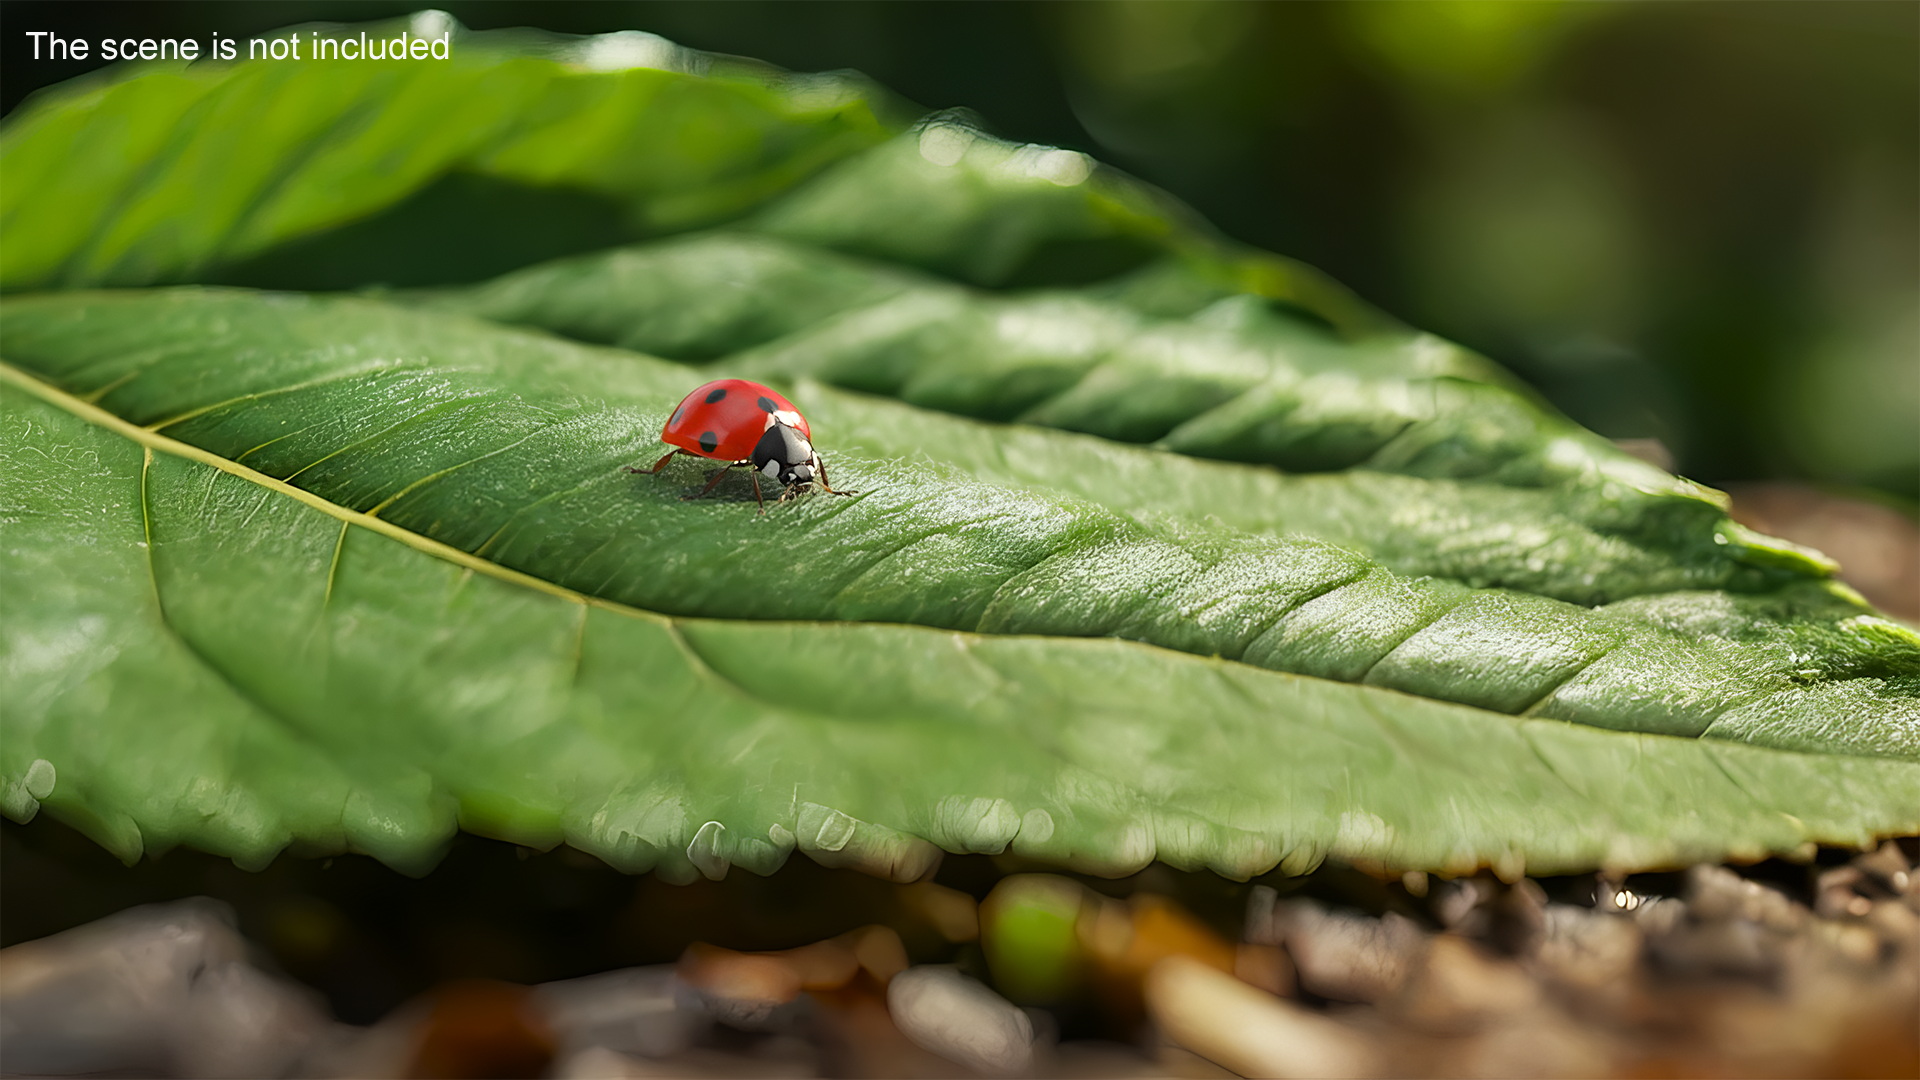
[5,0,1914,500]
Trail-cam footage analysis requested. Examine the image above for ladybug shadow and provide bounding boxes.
[628,462,855,515]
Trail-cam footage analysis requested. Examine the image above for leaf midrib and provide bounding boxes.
[10,340,1913,765]
[5,357,860,798]
[8,320,1920,884]
[3,354,1406,722]
[2,358,604,616]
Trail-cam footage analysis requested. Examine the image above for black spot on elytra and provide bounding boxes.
[670,406,684,427]
[705,387,728,404]
[758,396,776,413]
[699,431,718,454]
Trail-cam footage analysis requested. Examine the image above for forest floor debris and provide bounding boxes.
[1,830,1914,1078]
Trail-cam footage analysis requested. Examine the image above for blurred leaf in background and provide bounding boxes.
[1049,0,1919,500]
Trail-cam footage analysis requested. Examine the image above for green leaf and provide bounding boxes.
[2,12,1827,596]
[415,233,1835,603]
[0,16,1377,332]
[4,367,1916,882]
[0,20,899,292]
[2,289,1914,769]
[2,22,1913,883]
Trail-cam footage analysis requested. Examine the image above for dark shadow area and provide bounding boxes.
[207,173,642,292]
[995,233,1166,291]
[3,815,909,1023]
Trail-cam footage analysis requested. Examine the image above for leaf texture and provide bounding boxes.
[3,369,1916,882]
[2,20,1914,883]
[0,20,898,292]
[416,233,1832,603]
[0,16,1829,599]
[2,290,1914,765]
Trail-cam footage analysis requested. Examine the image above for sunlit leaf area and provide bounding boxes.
[2,4,1914,1077]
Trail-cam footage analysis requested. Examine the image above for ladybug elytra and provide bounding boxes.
[627,378,853,511]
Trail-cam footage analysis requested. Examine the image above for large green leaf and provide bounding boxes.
[1,12,1823,602]
[0,18,900,292]
[0,16,1349,316]
[2,21,1914,882]
[2,289,1915,768]
[4,366,1916,883]
[413,233,1831,604]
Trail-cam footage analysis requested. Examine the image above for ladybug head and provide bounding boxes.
[752,420,823,490]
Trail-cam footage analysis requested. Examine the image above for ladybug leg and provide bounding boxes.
[748,468,768,515]
[685,461,746,501]
[624,449,683,475]
[816,460,858,496]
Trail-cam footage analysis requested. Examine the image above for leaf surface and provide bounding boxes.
[0,17,1830,600]
[0,21,898,291]
[2,290,1914,768]
[416,233,1832,603]
[4,368,1916,882]
[2,22,1914,883]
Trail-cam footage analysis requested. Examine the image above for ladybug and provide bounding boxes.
[627,378,853,511]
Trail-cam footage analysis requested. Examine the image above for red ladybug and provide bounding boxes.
[627,378,853,511]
